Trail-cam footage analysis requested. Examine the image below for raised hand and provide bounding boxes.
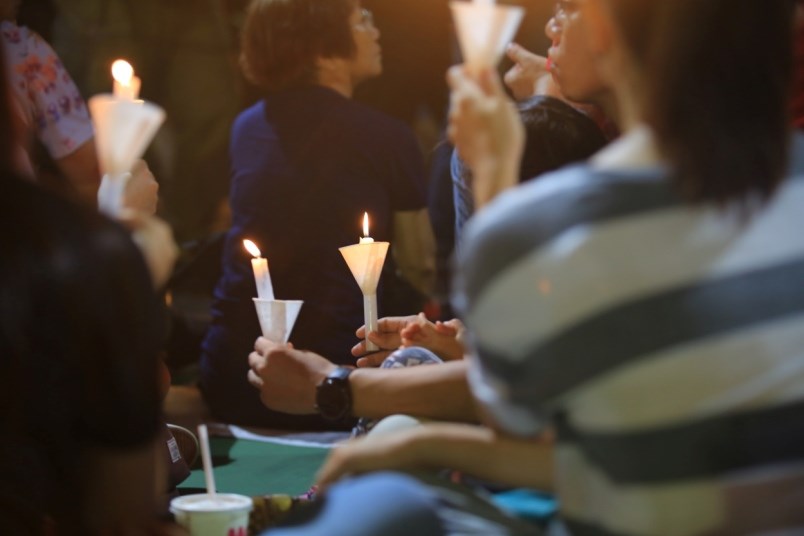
[447,65,524,208]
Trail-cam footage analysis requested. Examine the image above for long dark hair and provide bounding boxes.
[609,0,796,206]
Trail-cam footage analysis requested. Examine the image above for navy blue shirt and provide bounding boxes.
[200,86,426,428]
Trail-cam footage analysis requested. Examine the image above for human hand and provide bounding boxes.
[503,43,550,101]
[351,315,420,366]
[123,159,159,215]
[400,314,465,361]
[315,428,429,492]
[117,210,178,288]
[447,65,524,208]
[248,337,336,414]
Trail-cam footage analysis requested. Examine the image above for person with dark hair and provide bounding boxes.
[254,0,804,534]
[452,95,608,242]
[201,0,434,430]
[0,39,180,534]
[440,0,804,533]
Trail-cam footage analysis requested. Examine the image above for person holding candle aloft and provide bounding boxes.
[1,1,160,214]
[200,0,434,430]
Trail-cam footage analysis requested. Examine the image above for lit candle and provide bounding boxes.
[359,212,374,244]
[340,212,389,352]
[111,59,142,100]
[243,239,275,300]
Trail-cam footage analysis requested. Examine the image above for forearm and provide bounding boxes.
[350,360,477,422]
[55,138,101,206]
[414,423,554,491]
[473,156,520,209]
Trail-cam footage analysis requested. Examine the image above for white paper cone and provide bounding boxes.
[253,299,303,343]
[338,242,390,295]
[89,94,165,178]
[450,1,525,71]
[97,171,132,217]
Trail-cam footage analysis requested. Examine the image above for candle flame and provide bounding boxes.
[111,59,134,85]
[362,212,370,238]
[243,239,261,258]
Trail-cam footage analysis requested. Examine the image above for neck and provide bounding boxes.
[316,65,354,98]
[591,123,663,170]
[593,91,620,129]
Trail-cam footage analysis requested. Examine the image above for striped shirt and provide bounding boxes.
[454,135,804,535]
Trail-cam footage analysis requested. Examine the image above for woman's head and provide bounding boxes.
[545,0,609,106]
[240,0,381,92]
[584,0,796,206]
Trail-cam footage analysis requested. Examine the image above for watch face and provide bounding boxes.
[316,369,352,421]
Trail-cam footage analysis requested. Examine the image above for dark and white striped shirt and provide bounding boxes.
[455,137,804,535]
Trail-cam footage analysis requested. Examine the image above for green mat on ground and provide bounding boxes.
[180,436,330,496]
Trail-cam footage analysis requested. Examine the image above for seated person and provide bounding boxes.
[201,0,434,430]
[0,47,175,534]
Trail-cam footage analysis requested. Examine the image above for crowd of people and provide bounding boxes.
[2,0,804,534]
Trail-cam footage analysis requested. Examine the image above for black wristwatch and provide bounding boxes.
[315,366,354,421]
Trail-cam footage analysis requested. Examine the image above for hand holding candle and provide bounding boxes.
[243,239,275,300]
[90,58,165,216]
[340,213,389,352]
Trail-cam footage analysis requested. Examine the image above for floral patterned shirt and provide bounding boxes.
[1,21,93,159]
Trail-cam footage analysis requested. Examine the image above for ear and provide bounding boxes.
[581,0,616,57]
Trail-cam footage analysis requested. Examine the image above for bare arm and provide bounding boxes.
[55,137,101,206]
[316,423,554,492]
[248,338,477,422]
[350,360,475,422]
[447,67,524,210]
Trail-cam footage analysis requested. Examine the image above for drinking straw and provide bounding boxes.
[198,424,217,497]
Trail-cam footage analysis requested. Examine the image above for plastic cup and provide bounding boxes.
[170,493,253,536]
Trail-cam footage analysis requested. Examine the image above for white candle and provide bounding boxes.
[359,212,374,244]
[243,239,275,300]
[474,0,495,5]
[111,59,141,100]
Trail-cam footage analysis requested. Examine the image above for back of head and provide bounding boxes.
[518,96,608,182]
[240,0,356,91]
[606,0,796,206]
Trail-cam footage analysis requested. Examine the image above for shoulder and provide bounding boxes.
[456,164,679,308]
[1,22,53,60]
[232,101,266,135]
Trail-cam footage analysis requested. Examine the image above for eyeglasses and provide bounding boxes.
[552,0,581,24]
[354,8,375,30]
